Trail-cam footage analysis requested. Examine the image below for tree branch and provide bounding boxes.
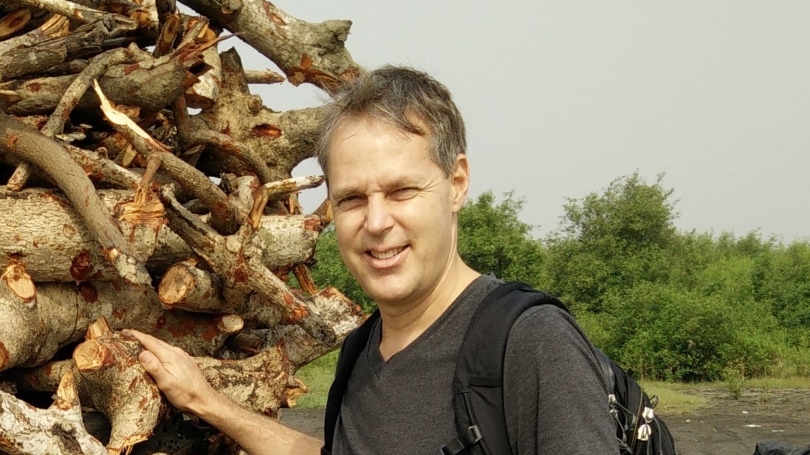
[0,112,151,285]
[7,45,148,191]
[179,0,361,92]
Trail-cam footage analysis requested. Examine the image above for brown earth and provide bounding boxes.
[278,388,810,455]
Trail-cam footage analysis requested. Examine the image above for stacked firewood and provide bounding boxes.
[0,0,365,453]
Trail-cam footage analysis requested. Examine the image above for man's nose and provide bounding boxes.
[364,197,394,234]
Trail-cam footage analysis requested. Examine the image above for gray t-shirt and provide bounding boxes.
[332,275,619,455]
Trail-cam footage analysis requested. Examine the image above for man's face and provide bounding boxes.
[327,117,469,308]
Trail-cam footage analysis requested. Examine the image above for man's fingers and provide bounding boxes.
[125,329,178,361]
[138,350,174,384]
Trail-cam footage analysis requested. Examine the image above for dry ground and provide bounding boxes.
[278,388,810,455]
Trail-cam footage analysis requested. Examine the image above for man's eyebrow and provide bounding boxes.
[329,187,359,201]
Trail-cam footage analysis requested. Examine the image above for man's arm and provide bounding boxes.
[125,330,323,455]
[503,306,620,455]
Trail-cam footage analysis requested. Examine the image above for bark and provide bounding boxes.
[0,371,107,455]
[179,0,361,92]
[0,14,139,82]
[244,69,285,85]
[0,113,152,285]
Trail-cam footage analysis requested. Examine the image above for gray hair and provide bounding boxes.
[314,65,467,177]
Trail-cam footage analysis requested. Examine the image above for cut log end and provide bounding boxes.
[1,261,36,303]
[157,263,195,306]
[86,317,113,340]
[74,339,110,372]
[54,370,79,410]
[218,314,244,334]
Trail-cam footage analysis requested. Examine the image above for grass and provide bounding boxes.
[294,350,339,409]
[640,381,711,415]
[640,377,810,414]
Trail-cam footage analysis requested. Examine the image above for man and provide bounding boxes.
[129,66,618,454]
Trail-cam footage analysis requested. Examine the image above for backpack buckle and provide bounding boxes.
[467,425,482,443]
[440,425,483,455]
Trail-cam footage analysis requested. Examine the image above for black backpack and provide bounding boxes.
[321,282,677,455]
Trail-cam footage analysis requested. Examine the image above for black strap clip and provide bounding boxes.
[440,425,483,455]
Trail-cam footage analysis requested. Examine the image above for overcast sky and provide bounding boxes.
[227,1,810,242]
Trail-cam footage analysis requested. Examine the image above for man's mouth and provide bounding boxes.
[368,246,406,260]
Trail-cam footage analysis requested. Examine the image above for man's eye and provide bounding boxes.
[392,188,418,199]
[338,196,362,209]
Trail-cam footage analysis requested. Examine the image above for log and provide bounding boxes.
[0,187,322,282]
[179,0,361,92]
[0,112,152,285]
[9,329,302,417]
[0,46,191,116]
[225,287,366,370]
[0,371,107,455]
[74,320,162,455]
[0,10,31,40]
[0,15,139,83]
[0,14,69,58]
[0,279,243,371]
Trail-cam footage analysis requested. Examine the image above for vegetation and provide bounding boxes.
[309,172,810,386]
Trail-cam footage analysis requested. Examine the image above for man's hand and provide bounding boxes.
[125,329,323,455]
[124,329,214,414]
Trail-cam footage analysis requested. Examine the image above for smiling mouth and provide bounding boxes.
[368,246,406,260]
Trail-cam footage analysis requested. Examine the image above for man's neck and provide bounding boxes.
[377,257,479,361]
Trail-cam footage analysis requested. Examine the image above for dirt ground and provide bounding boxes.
[278,388,810,455]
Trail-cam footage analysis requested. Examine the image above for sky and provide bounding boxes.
[223,1,810,242]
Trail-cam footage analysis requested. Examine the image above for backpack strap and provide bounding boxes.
[321,310,380,455]
[442,282,569,455]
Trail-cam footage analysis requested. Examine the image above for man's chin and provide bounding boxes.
[364,282,413,307]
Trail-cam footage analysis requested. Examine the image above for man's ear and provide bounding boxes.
[450,154,470,212]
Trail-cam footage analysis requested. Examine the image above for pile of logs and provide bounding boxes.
[0,0,365,453]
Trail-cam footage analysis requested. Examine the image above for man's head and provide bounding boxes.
[317,66,472,308]
[314,65,467,178]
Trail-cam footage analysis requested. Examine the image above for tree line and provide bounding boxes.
[310,173,810,382]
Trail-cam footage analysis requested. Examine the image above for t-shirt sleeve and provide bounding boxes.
[503,305,620,455]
